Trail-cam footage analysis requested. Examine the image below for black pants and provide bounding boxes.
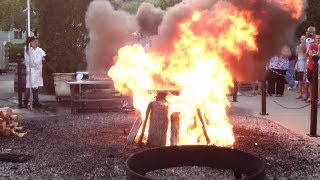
[24,88,39,105]
[267,69,287,96]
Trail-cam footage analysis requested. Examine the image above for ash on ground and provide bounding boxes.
[0,112,319,179]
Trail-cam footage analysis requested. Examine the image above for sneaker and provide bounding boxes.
[237,92,242,96]
[288,87,294,90]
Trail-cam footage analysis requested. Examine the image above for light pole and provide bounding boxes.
[27,0,33,109]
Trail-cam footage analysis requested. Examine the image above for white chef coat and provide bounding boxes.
[24,47,46,88]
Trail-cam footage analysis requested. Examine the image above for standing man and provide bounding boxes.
[23,36,46,108]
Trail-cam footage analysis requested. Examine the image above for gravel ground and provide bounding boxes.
[0,112,320,179]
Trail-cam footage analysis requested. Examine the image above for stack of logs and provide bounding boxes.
[0,107,26,137]
[127,91,210,147]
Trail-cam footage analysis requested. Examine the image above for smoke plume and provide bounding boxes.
[85,0,304,81]
[85,0,138,77]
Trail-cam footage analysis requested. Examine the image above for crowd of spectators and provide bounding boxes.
[248,25,320,104]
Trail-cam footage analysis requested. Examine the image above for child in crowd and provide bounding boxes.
[295,36,306,99]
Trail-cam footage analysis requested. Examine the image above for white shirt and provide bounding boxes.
[24,47,46,88]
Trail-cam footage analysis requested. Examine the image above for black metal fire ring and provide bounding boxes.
[126,145,265,180]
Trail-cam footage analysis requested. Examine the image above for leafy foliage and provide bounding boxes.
[0,0,38,31]
[119,0,180,13]
[120,0,158,13]
[158,0,181,10]
[7,43,25,63]
[296,0,320,37]
[36,0,91,93]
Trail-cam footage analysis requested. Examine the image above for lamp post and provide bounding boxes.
[20,0,36,109]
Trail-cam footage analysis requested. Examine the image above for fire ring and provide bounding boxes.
[126,145,265,180]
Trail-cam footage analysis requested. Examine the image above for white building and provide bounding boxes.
[0,28,34,44]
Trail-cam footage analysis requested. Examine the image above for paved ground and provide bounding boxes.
[1,72,320,143]
[0,72,67,119]
[229,89,320,140]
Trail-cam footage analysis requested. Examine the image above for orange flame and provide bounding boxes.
[108,1,303,147]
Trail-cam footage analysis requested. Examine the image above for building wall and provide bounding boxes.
[0,29,34,44]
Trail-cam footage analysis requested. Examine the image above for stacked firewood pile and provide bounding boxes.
[0,107,27,137]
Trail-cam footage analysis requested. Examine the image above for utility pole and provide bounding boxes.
[27,0,33,110]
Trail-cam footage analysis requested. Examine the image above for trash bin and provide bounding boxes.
[53,73,75,101]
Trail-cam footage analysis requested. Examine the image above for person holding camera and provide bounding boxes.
[22,36,46,108]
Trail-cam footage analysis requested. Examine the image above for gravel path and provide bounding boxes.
[0,112,320,179]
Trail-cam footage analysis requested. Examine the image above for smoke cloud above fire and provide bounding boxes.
[85,0,305,81]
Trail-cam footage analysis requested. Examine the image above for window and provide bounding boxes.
[14,31,23,39]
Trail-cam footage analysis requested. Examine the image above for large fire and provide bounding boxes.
[108,0,303,147]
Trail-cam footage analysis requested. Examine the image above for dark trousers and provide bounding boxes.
[267,69,287,95]
[24,88,39,105]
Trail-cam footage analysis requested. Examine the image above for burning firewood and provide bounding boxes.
[170,112,180,145]
[127,113,142,143]
[138,92,169,147]
[196,109,210,144]
[0,107,27,137]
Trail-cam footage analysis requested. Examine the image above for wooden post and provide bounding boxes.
[146,101,169,147]
[138,103,152,144]
[309,54,319,137]
[138,92,169,147]
[170,112,180,145]
[197,109,210,144]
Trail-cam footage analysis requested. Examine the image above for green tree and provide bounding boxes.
[158,0,181,10]
[0,0,38,31]
[119,0,181,13]
[296,0,320,37]
[36,0,91,93]
[120,0,159,13]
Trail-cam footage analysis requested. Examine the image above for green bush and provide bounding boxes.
[7,43,25,63]
[296,0,320,38]
[35,0,90,93]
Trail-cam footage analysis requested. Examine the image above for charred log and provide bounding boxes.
[170,112,180,145]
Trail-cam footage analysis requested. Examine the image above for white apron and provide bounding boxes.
[24,47,46,88]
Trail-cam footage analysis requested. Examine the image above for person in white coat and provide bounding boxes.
[23,36,46,108]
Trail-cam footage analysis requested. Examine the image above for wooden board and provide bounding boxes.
[127,116,143,143]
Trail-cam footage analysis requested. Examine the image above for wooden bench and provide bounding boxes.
[67,80,133,113]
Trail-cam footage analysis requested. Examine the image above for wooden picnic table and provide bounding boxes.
[67,80,130,113]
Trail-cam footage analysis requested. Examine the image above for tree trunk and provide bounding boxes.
[170,112,180,145]
[146,101,169,147]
